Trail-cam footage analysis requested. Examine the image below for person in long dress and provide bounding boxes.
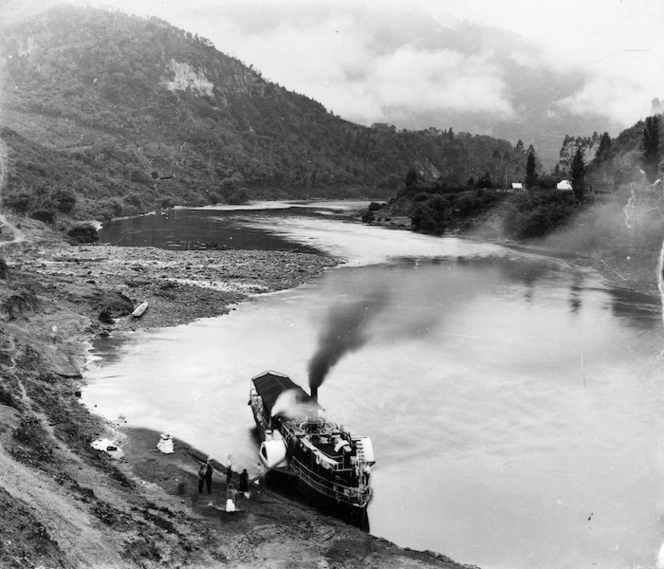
[198,463,206,494]
[205,458,213,494]
[226,486,237,512]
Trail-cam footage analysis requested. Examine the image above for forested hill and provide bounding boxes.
[0,5,518,221]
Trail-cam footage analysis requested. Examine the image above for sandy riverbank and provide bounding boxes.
[0,216,473,569]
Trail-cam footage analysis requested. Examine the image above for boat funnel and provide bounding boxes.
[310,386,318,403]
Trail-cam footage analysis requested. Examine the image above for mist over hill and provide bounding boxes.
[0,4,526,222]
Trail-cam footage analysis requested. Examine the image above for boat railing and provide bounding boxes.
[290,455,371,507]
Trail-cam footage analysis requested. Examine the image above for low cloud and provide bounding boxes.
[369,47,515,118]
[558,74,653,126]
[182,5,523,125]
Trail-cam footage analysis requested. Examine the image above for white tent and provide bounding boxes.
[557,180,573,190]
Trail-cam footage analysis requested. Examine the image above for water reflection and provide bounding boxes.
[568,274,584,314]
[99,205,355,253]
[607,287,661,331]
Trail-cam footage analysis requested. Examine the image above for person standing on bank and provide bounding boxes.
[239,468,249,497]
[205,458,213,494]
[198,463,206,494]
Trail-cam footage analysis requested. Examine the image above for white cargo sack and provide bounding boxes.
[157,433,174,454]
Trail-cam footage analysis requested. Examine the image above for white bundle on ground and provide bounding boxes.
[91,438,124,459]
[157,433,174,454]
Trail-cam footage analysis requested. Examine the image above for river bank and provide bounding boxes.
[0,215,473,569]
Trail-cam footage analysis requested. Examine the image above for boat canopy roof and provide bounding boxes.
[251,371,320,417]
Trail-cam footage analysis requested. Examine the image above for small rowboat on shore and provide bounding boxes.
[131,301,149,318]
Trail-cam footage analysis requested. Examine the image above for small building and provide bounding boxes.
[511,182,524,190]
[556,180,573,191]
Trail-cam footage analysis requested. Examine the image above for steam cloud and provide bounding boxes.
[308,287,389,393]
[271,388,319,420]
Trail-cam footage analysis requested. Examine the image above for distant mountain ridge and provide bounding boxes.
[0,5,520,221]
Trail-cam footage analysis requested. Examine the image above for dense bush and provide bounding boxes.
[67,223,99,244]
[51,188,77,214]
[502,190,578,238]
[30,209,56,225]
[3,191,33,215]
[93,197,124,221]
[411,189,506,234]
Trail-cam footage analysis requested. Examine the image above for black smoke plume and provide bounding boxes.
[308,288,389,395]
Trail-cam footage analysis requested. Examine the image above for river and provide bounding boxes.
[84,202,664,569]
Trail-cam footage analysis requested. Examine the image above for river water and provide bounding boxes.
[85,202,664,569]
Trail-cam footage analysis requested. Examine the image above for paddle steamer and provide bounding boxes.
[249,371,375,512]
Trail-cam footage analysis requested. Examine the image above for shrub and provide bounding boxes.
[51,187,77,213]
[3,192,33,215]
[226,187,249,205]
[361,210,374,223]
[502,191,578,239]
[94,197,124,221]
[123,192,144,214]
[31,209,56,224]
[68,223,99,243]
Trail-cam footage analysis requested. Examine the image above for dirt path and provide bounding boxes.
[0,212,25,248]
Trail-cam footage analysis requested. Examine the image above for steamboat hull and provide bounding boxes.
[264,468,370,529]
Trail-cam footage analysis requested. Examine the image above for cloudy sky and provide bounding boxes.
[5,0,664,160]
[72,0,663,129]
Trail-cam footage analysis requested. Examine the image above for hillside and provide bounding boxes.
[0,4,518,222]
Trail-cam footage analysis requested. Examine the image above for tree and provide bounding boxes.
[405,169,418,187]
[643,115,660,183]
[525,148,537,189]
[570,147,585,202]
[52,188,77,214]
[594,132,612,164]
[476,172,493,189]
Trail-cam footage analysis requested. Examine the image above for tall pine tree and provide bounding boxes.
[593,132,612,164]
[525,147,537,189]
[571,147,585,202]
